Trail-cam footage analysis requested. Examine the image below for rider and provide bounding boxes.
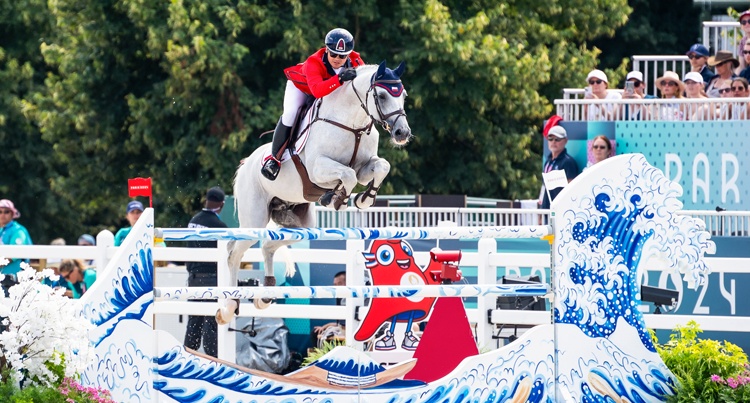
[260,28,366,181]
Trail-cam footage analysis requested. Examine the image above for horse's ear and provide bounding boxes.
[393,61,406,78]
[376,60,386,79]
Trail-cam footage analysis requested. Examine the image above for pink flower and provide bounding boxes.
[710,374,723,383]
[727,377,739,389]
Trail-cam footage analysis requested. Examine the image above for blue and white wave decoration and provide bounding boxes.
[552,154,714,402]
[76,154,713,403]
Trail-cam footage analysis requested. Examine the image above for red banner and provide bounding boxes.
[128,177,152,205]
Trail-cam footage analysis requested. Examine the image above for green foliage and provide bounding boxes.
[655,320,749,403]
[0,0,661,240]
[302,340,345,367]
[0,368,114,403]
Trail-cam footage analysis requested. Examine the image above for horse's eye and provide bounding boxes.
[379,93,387,100]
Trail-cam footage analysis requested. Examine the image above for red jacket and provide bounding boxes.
[284,48,365,98]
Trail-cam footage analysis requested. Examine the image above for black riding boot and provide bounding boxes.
[261,119,292,181]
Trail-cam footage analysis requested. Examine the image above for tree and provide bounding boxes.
[6,0,633,240]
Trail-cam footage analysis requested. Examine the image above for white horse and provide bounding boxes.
[227,61,412,303]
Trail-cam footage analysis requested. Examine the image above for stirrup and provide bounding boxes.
[261,158,281,181]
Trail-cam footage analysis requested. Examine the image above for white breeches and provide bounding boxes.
[282,81,308,127]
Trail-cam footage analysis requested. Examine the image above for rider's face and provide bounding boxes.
[328,51,348,69]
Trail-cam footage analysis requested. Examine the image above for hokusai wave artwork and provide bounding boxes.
[75,154,713,402]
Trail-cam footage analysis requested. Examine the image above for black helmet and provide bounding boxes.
[325,28,354,55]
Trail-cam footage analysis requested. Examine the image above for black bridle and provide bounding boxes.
[352,74,408,133]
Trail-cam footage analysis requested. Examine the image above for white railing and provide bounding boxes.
[313,206,750,237]
[316,206,545,228]
[632,55,691,97]
[703,21,742,54]
[555,97,750,122]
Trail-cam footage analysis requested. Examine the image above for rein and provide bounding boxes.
[309,69,407,167]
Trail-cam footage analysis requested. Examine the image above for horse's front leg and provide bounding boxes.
[311,156,358,211]
[353,156,391,209]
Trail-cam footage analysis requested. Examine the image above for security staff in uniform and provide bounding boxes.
[183,186,228,357]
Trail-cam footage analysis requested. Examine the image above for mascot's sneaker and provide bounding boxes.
[261,158,281,181]
[401,331,419,351]
[375,331,396,351]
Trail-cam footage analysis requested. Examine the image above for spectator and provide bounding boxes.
[58,259,96,299]
[683,72,711,120]
[706,51,739,98]
[621,71,655,120]
[740,40,750,81]
[583,69,622,120]
[737,9,750,75]
[78,234,96,267]
[540,126,579,210]
[0,199,33,296]
[184,186,228,358]
[311,271,347,348]
[78,234,95,246]
[730,77,750,119]
[114,200,144,246]
[656,71,685,120]
[686,43,715,88]
[714,80,735,120]
[587,135,613,168]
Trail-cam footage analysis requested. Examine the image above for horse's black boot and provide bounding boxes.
[260,118,292,181]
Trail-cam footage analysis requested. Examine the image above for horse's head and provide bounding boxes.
[357,61,412,147]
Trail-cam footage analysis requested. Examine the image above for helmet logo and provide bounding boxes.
[335,39,346,52]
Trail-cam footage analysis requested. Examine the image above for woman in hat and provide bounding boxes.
[260,28,365,181]
[583,69,621,120]
[0,199,33,293]
[655,71,685,121]
[683,72,711,121]
[737,9,750,74]
[705,51,739,98]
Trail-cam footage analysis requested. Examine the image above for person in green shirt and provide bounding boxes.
[114,200,144,246]
[0,199,33,296]
[58,259,96,299]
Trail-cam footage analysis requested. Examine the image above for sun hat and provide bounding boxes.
[127,200,144,213]
[656,71,685,93]
[547,125,567,139]
[707,50,740,68]
[683,72,704,84]
[686,44,710,58]
[0,199,20,219]
[586,69,609,84]
[739,9,750,21]
[626,71,644,82]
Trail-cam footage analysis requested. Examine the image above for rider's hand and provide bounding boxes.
[338,68,357,84]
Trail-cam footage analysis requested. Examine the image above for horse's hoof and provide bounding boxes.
[354,193,374,210]
[264,276,276,287]
[319,191,334,207]
[254,298,273,310]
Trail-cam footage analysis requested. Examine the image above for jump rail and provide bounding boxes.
[153,284,550,300]
[157,225,552,241]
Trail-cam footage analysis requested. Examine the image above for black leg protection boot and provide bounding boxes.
[261,119,292,181]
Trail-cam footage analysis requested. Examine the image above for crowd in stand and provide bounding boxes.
[582,9,750,121]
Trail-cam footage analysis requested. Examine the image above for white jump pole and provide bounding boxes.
[154,284,550,300]
[156,225,552,241]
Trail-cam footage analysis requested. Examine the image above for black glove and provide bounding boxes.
[338,68,357,83]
